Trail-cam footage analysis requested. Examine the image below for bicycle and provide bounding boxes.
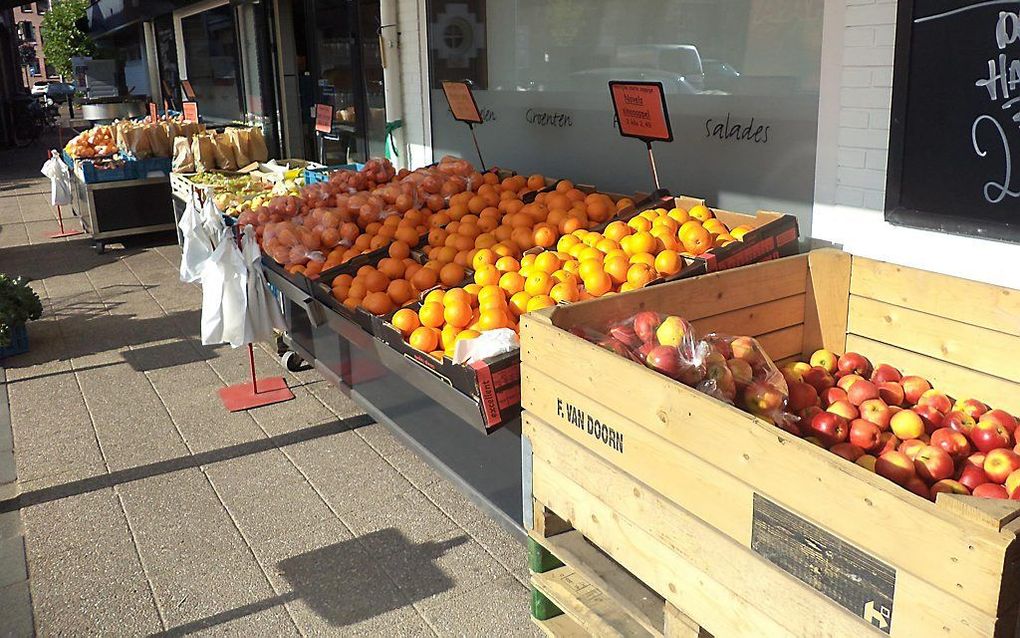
[10,94,59,148]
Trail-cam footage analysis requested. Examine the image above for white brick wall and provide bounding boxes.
[396,0,431,169]
[834,0,896,210]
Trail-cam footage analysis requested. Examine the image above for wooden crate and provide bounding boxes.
[519,249,1020,637]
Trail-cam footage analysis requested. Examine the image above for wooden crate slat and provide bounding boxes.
[847,295,1020,383]
[519,320,1014,616]
[803,249,853,354]
[534,255,809,331]
[844,334,1020,415]
[531,566,653,637]
[527,414,1003,637]
[533,613,590,637]
[754,323,805,363]
[850,256,1020,337]
[529,529,666,637]
[688,294,805,341]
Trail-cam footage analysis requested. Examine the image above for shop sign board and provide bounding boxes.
[149,102,158,122]
[887,1,1020,242]
[181,79,196,101]
[182,101,198,122]
[314,104,334,134]
[609,81,673,143]
[442,81,483,124]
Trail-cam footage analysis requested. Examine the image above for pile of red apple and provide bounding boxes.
[785,350,1019,501]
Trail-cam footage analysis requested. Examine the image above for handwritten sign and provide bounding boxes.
[609,81,673,142]
[148,102,158,122]
[442,81,483,124]
[181,80,196,100]
[182,101,198,123]
[314,104,334,134]
[885,1,1020,242]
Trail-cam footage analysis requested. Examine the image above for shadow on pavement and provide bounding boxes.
[0,413,375,513]
[0,236,178,281]
[153,530,468,636]
[120,339,218,372]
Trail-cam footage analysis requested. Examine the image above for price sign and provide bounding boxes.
[441,81,483,124]
[609,81,673,142]
[314,104,334,134]
[182,101,199,122]
[181,79,196,100]
[148,102,158,122]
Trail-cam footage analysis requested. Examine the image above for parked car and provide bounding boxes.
[30,80,52,96]
[43,82,76,99]
[702,59,742,92]
[615,45,706,92]
[569,67,697,95]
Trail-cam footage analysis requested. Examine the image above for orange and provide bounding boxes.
[472,248,497,270]
[603,221,632,243]
[583,270,613,297]
[628,232,657,255]
[462,284,482,303]
[474,265,500,286]
[509,291,532,317]
[410,267,439,292]
[577,247,604,263]
[443,288,472,307]
[689,204,713,221]
[443,301,473,329]
[640,209,661,221]
[377,258,405,280]
[604,256,630,285]
[534,251,562,274]
[594,238,619,254]
[456,329,481,343]
[667,207,690,224]
[577,259,605,282]
[520,253,537,269]
[418,302,445,328]
[388,241,411,260]
[550,269,578,286]
[348,280,368,301]
[343,297,361,311]
[477,285,505,305]
[703,218,728,235]
[391,308,420,337]
[533,225,557,249]
[423,289,445,306]
[387,279,415,306]
[524,271,553,296]
[364,271,390,294]
[362,291,394,316]
[730,225,753,240]
[580,232,601,247]
[409,326,439,352]
[561,259,580,275]
[627,216,652,232]
[678,220,704,241]
[498,271,526,295]
[627,263,655,288]
[526,295,556,312]
[681,224,713,255]
[332,273,354,289]
[550,282,579,303]
[629,252,656,267]
[478,309,509,331]
[619,281,640,293]
[439,263,467,287]
[495,256,520,273]
[654,250,683,276]
[556,234,580,252]
[652,216,679,233]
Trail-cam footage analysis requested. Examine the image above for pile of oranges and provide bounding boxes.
[421,176,632,275]
[615,202,752,257]
[327,240,436,315]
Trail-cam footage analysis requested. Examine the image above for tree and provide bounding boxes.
[39,0,94,78]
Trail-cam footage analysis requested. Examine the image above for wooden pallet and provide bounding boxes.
[528,507,711,638]
[520,249,1020,637]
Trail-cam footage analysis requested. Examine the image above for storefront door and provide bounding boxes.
[302,0,386,165]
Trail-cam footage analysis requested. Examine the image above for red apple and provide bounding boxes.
[980,409,1018,435]
[943,410,976,437]
[847,380,880,407]
[971,420,1013,454]
[743,382,785,417]
[954,398,989,420]
[890,409,925,440]
[918,390,953,415]
[797,406,824,435]
[956,463,990,492]
[837,352,873,378]
[984,449,1020,483]
[1005,469,1020,498]
[876,432,901,455]
[963,452,987,469]
[727,359,754,387]
[859,399,891,430]
[836,374,865,392]
[609,325,641,349]
[804,436,826,447]
[905,476,933,499]
[826,399,859,421]
[849,419,883,452]
[877,382,906,407]
[973,483,1009,499]
[632,311,662,344]
[930,428,972,463]
[830,442,865,462]
[822,387,847,408]
[870,364,902,384]
[808,412,849,447]
[809,349,838,374]
[856,454,877,471]
[898,438,927,460]
[913,445,955,483]
[730,336,763,366]
[930,479,970,499]
[636,342,655,360]
[914,405,945,434]
[787,381,819,412]
[801,366,835,394]
[876,451,916,485]
[901,376,932,405]
[646,345,682,378]
[783,361,812,382]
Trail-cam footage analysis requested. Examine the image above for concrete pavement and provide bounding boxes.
[0,142,537,637]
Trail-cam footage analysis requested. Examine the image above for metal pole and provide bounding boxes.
[646,141,660,191]
[248,343,259,395]
[468,123,486,171]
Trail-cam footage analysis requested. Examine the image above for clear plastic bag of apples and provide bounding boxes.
[583,311,795,429]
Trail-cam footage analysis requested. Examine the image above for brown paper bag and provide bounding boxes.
[211,132,238,170]
[226,128,251,167]
[191,134,216,173]
[172,137,195,172]
[249,126,269,162]
[147,124,171,158]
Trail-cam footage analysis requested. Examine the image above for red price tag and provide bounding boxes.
[148,102,158,122]
[181,79,196,100]
[182,101,198,122]
[609,81,673,142]
[315,104,334,133]
[442,81,483,124]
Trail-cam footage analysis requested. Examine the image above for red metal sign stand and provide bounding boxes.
[217,224,294,412]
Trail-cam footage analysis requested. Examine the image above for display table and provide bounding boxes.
[70,172,176,253]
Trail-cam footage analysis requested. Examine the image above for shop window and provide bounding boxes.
[37,1,49,14]
[20,4,32,12]
[28,58,39,76]
[177,3,244,124]
[19,21,35,42]
[427,0,824,226]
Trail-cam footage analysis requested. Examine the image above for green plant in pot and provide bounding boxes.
[0,275,43,349]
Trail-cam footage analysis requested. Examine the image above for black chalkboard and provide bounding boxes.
[887,1,1020,242]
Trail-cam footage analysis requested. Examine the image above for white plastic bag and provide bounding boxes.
[452,328,519,364]
[241,225,285,344]
[41,153,71,207]
[201,227,249,347]
[178,192,215,283]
